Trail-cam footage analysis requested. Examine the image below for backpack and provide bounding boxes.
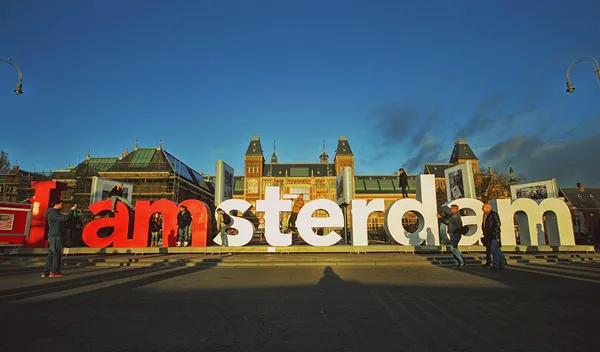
[459,225,470,235]
[222,212,232,226]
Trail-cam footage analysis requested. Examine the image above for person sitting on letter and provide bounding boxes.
[108,183,135,212]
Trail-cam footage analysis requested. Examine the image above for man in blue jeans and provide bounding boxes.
[177,205,192,247]
[42,201,77,278]
[437,204,466,268]
[482,203,506,270]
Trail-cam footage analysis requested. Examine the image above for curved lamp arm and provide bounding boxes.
[0,58,24,95]
[565,56,600,94]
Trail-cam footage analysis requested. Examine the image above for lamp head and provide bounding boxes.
[13,82,23,95]
[565,81,575,94]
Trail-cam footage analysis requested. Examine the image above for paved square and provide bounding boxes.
[0,262,598,351]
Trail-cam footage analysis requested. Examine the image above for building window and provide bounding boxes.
[248,179,259,194]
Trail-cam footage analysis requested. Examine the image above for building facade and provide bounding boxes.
[47,143,214,220]
[226,136,518,239]
[230,136,423,237]
[0,166,50,203]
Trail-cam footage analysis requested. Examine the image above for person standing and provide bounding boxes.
[398,168,409,198]
[108,183,135,212]
[64,208,83,248]
[288,194,305,233]
[177,205,192,247]
[216,208,230,247]
[437,205,466,268]
[482,203,505,270]
[149,213,162,247]
[42,201,77,278]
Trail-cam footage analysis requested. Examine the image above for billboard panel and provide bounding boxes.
[444,161,476,202]
[0,202,32,244]
[90,177,134,205]
[510,178,559,201]
[336,167,354,206]
[215,160,234,206]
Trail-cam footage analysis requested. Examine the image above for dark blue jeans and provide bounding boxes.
[178,226,190,243]
[450,233,465,266]
[491,239,504,267]
[43,236,63,274]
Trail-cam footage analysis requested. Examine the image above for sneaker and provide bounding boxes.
[183,241,189,247]
[49,272,64,277]
[176,242,181,247]
[41,273,49,278]
[459,263,467,269]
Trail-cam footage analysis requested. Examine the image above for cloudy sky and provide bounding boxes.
[1,0,599,187]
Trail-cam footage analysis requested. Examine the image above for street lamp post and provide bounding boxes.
[565,56,600,94]
[0,58,23,95]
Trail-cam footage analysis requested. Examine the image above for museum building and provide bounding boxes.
[214,136,484,232]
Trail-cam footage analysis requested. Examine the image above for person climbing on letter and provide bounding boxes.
[108,183,134,212]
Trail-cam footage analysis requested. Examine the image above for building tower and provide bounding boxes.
[319,140,329,164]
[449,138,479,174]
[334,136,354,175]
[244,136,265,203]
[271,140,278,163]
[509,161,518,185]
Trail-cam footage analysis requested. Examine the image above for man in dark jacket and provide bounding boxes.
[108,183,134,212]
[398,168,409,198]
[177,205,192,247]
[482,203,505,269]
[437,204,466,268]
[42,201,77,277]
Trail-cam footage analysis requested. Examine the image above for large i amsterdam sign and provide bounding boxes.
[22,173,575,249]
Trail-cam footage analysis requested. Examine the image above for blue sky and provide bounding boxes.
[1,0,599,186]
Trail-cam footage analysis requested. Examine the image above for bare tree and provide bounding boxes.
[475,167,525,202]
[0,151,10,173]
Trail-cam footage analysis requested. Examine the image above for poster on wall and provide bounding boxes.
[510,178,558,201]
[336,167,354,206]
[90,177,134,205]
[215,160,234,206]
[444,161,476,202]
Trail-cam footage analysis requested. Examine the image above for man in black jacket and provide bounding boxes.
[482,203,505,269]
[108,183,134,212]
[42,201,77,278]
[177,205,192,247]
[398,168,409,198]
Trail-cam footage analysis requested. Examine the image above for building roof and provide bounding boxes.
[335,136,353,157]
[424,163,454,178]
[355,174,417,194]
[560,188,600,209]
[245,136,264,157]
[234,176,244,195]
[263,163,336,177]
[63,148,211,193]
[449,138,477,163]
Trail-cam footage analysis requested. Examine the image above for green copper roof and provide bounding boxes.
[129,148,155,168]
[87,158,118,171]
